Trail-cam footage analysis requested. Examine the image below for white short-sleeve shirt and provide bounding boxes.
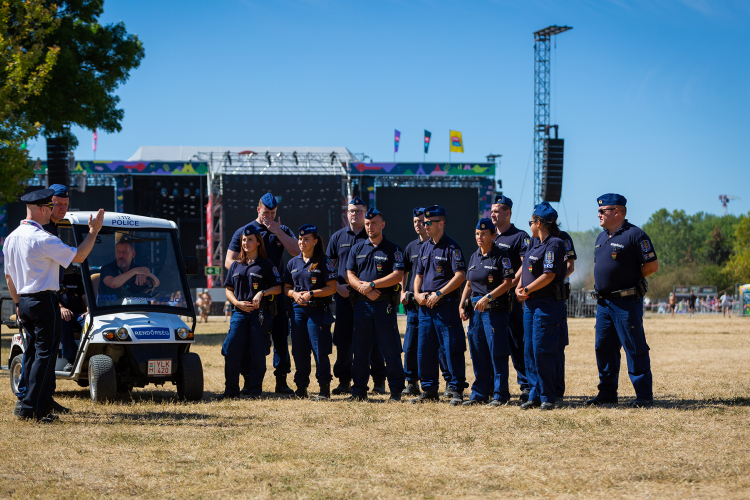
[3,220,77,294]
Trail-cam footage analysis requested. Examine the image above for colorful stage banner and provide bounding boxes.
[449,130,464,153]
[30,160,209,175]
[424,130,431,154]
[349,162,494,177]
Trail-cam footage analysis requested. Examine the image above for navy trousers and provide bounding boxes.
[290,304,333,389]
[223,308,271,396]
[404,306,451,384]
[507,298,529,391]
[467,308,511,402]
[417,297,467,393]
[595,297,653,401]
[270,297,291,376]
[351,300,405,397]
[332,293,386,383]
[523,296,564,404]
[60,314,85,363]
[17,293,61,419]
[556,302,570,398]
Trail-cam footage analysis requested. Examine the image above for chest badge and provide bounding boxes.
[436,265,443,274]
[488,275,494,283]
[611,251,618,259]
[253,282,259,290]
[376,263,383,272]
[528,265,533,272]
[311,276,317,284]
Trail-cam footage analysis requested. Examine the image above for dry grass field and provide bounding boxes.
[1,314,749,499]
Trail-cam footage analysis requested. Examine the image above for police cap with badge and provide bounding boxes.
[424,205,446,218]
[597,193,627,207]
[260,192,278,209]
[349,196,366,207]
[493,195,513,209]
[49,184,69,199]
[476,217,495,231]
[298,224,318,236]
[413,207,425,217]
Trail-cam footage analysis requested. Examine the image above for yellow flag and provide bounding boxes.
[449,130,464,153]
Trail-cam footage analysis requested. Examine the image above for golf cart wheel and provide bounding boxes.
[9,354,23,395]
[176,352,204,401]
[88,354,117,403]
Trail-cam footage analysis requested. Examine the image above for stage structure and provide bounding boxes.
[534,25,571,204]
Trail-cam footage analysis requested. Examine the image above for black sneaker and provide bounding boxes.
[519,388,530,402]
[402,382,421,396]
[331,380,351,395]
[443,387,460,399]
[410,391,440,404]
[520,400,541,410]
[540,402,555,410]
[274,376,295,395]
[585,395,618,406]
[346,394,368,402]
[294,387,308,399]
[371,381,387,395]
[13,401,23,417]
[487,399,509,407]
[629,398,653,408]
[450,392,464,406]
[462,399,485,406]
[48,398,71,414]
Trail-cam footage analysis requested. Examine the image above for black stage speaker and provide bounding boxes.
[374,187,479,257]
[542,138,564,202]
[46,137,69,187]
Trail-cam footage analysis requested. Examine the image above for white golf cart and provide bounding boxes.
[5,212,204,402]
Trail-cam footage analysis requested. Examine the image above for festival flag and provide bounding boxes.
[92,129,98,152]
[424,130,431,154]
[394,129,401,153]
[449,130,464,153]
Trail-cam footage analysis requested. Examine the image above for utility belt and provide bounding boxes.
[591,279,648,301]
[471,293,513,312]
[423,289,461,307]
[19,290,57,298]
[527,281,567,301]
[350,283,401,308]
[403,291,418,311]
[289,286,333,309]
[232,296,278,316]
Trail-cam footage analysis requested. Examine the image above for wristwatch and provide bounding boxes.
[369,282,376,289]
[523,287,529,294]
[485,294,492,301]
[435,290,442,297]
[310,290,314,297]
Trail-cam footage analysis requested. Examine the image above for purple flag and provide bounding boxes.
[394,129,401,153]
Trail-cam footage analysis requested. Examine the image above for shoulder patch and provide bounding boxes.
[502,258,511,269]
[545,251,554,264]
[564,239,571,251]
[524,237,530,247]
[641,240,651,252]
[394,250,403,263]
[326,259,335,272]
[452,249,462,261]
[272,266,280,278]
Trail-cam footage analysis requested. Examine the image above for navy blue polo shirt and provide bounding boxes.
[60,272,86,313]
[494,224,530,272]
[284,255,337,291]
[224,258,281,302]
[346,237,405,284]
[326,225,368,284]
[521,236,566,288]
[228,220,294,273]
[413,233,466,292]
[466,246,514,296]
[558,230,577,261]
[594,220,657,294]
[403,237,426,293]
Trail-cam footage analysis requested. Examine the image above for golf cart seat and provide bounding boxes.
[90,273,100,297]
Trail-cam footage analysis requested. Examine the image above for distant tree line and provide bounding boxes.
[566,210,750,299]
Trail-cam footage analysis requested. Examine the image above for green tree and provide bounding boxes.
[19,0,145,149]
[0,0,59,205]
[725,213,750,284]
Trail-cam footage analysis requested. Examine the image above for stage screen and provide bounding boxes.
[223,174,343,263]
[374,187,479,258]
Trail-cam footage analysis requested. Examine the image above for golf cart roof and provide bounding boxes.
[64,212,177,230]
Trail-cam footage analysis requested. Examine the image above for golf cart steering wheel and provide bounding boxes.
[124,275,157,297]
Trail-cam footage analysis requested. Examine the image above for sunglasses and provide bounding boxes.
[424,220,444,226]
[39,203,54,209]
[598,208,616,215]
[348,210,365,215]
[528,220,538,227]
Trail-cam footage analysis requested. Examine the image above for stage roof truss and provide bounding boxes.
[196,151,356,176]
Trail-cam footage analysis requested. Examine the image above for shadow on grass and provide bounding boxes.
[560,395,750,409]
[98,411,218,422]
[192,333,227,346]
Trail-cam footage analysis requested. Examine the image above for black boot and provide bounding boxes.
[314,384,330,402]
[371,379,387,395]
[294,386,308,399]
[331,379,351,395]
[275,375,294,395]
[402,382,421,396]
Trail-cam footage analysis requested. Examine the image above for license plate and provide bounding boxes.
[148,359,172,376]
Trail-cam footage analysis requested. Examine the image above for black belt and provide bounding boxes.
[360,291,397,303]
[471,294,511,312]
[19,290,56,298]
[527,282,565,300]
[591,288,638,300]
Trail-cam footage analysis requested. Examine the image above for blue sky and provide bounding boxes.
[26,0,750,229]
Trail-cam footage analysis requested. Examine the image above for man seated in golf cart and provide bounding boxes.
[97,238,160,306]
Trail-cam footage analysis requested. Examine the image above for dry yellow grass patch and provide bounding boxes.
[1,315,749,499]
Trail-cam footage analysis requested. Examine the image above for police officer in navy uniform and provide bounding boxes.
[284,224,338,401]
[399,208,452,396]
[411,205,467,406]
[515,202,566,410]
[459,218,515,406]
[221,225,282,399]
[490,195,531,401]
[4,189,103,421]
[346,208,406,402]
[326,196,386,395]
[587,194,658,408]
[225,192,299,395]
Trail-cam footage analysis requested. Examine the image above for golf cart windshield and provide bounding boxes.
[72,225,193,315]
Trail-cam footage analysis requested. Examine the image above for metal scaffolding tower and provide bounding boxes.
[534,25,571,205]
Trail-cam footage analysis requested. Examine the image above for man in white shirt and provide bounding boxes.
[4,189,104,421]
